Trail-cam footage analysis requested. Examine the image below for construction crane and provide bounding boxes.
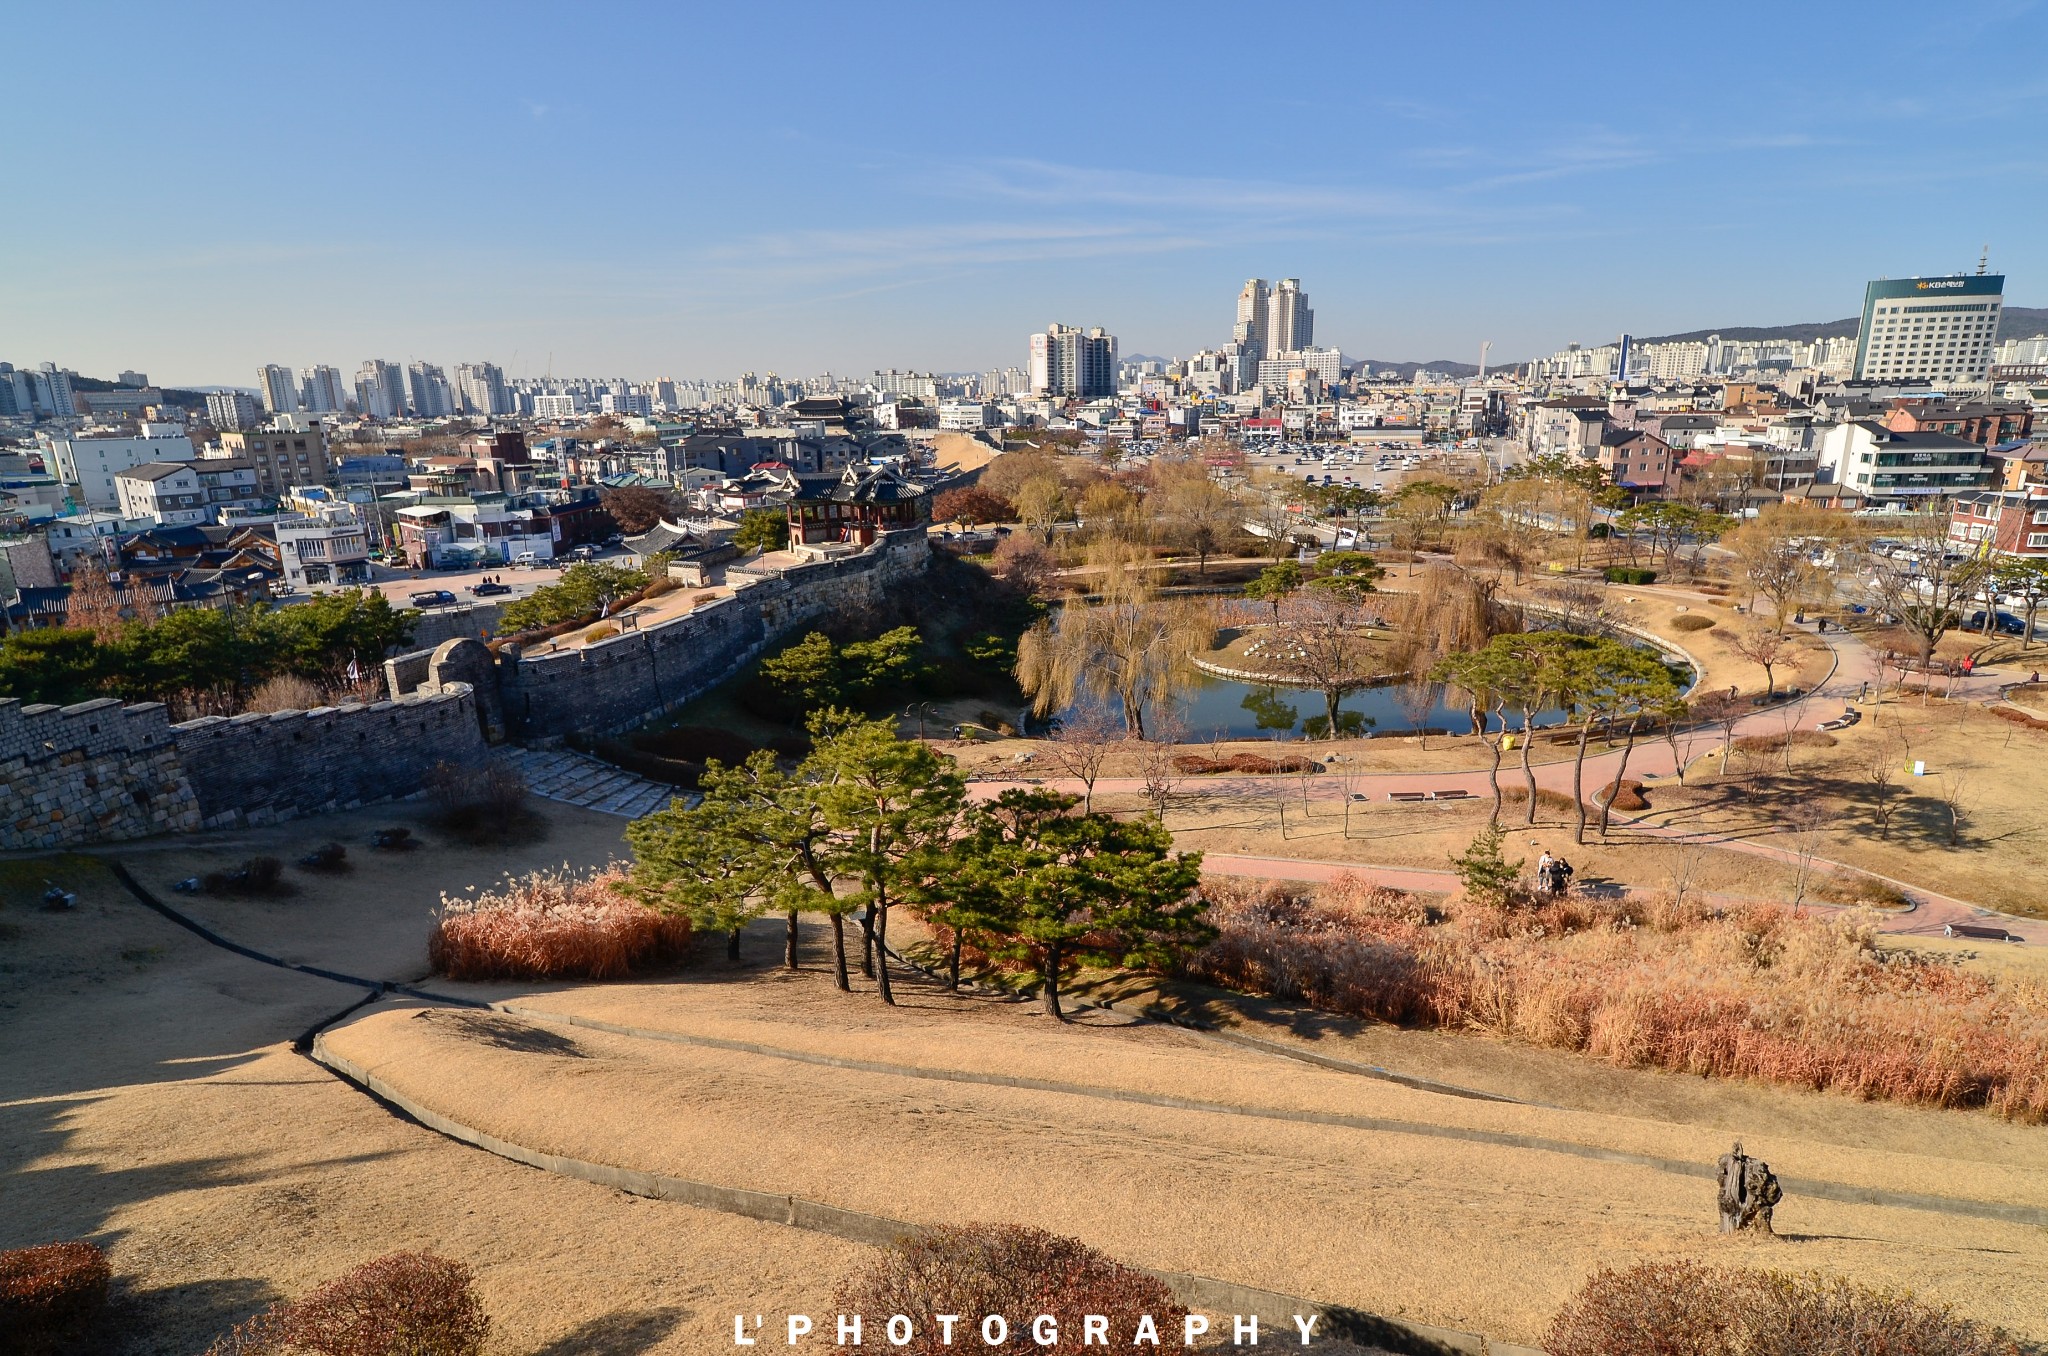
[1478,340,1492,381]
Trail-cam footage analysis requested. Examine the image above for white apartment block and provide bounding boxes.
[46,423,196,509]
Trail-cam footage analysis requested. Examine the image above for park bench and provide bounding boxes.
[1429,788,1473,800]
[1944,923,2022,943]
[1387,790,1428,802]
[1816,708,1861,732]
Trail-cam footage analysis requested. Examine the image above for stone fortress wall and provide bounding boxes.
[390,528,934,742]
[0,686,489,851]
[172,686,489,829]
[1,697,201,851]
[1,532,928,850]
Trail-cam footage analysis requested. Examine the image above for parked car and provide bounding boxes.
[409,589,457,607]
[468,581,511,597]
[1966,610,2028,636]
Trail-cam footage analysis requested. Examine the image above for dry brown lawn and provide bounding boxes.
[325,953,2048,1348]
[8,781,2046,1352]
[1644,697,2048,916]
[1131,790,1813,901]
[0,842,857,1355]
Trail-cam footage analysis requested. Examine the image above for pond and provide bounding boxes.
[1063,673,1572,741]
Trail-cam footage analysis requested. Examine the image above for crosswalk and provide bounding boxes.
[496,748,687,820]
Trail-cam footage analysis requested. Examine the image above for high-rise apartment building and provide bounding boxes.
[454,361,510,416]
[257,364,299,413]
[1234,279,1272,363]
[1268,278,1313,355]
[407,362,453,418]
[299,365,347,413]
[354,360,407,419]
[205,390,260,430]
[1028,324,1118,399]
[1853,273,2004,384]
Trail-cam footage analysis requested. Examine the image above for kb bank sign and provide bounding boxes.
[1917,279,1970,290]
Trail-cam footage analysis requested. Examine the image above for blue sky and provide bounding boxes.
[5,0,2043,386]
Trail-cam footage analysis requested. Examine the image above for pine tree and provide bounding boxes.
[939,789,1209,1019]
[1450,820,1521,909]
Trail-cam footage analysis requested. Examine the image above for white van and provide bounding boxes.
[512,552,540,567]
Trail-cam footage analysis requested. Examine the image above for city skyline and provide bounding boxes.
[4,0,2044,386]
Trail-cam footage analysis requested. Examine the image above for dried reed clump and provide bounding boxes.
[0,1241,111,1352]
[1543,1260,2021,1356]
[1669,613,1718,632]
[1171,751,1324,775]
[1184,873,2048,1120]
[205,1251,489,1356]
[429,866,691,981]
[833,1224,1186,1356]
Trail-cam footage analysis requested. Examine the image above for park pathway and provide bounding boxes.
[978,620,2045,944]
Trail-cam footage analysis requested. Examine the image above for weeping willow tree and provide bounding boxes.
[1016,540,1214,739]
[1385,562,1523,681]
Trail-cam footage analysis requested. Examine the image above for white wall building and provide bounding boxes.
[938,400,1000,431]
[1853,274,2004,384]
[258,364,299,413]
[115,462,210,526]
[274,505,372,587]
[46,423,196,509]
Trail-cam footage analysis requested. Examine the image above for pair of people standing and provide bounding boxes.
[1535,850,1573,898]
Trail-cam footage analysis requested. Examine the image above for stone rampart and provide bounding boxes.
[0,697,202,850]
[172,686,489,829]
[387,528,934,743]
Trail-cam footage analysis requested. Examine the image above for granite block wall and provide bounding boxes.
[0,697,202,850]
[171,685,490,829]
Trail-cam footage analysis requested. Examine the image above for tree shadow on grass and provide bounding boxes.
[530,1305,689,1355]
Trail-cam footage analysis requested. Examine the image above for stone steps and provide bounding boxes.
[497,748,686,820]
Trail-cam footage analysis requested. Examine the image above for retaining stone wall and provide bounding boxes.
[172,685,489,829]
[0,697,202,850]
[395,529,934,743]
[409,601,502,651]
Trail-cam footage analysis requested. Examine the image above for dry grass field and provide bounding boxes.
[1644,697,2048,916]
[325,954,2048,1348]
[7,754,2047,1350]
[0,840,861,1355]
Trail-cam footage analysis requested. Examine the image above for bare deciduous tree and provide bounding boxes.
[1860,728,1913,840]
[1729,624,1791,699]
[1041,703,1121,814]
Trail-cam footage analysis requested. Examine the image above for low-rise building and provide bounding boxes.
[1816,421,1993,506]
[209,420,336,497]
[1596,428,1677,493]
[274,506,372,588]
[1949,486,2048,561]
[115,462,210,525]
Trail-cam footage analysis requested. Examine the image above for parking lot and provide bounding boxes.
[291,545,639,612]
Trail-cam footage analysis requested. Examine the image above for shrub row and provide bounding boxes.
[1,1242,110,1351]
[1669,613,1717,632]
[1171,752,1324,775]
[1992,704,2048,731]
[207,1251,488,1356]
[1603,567,1657,585]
